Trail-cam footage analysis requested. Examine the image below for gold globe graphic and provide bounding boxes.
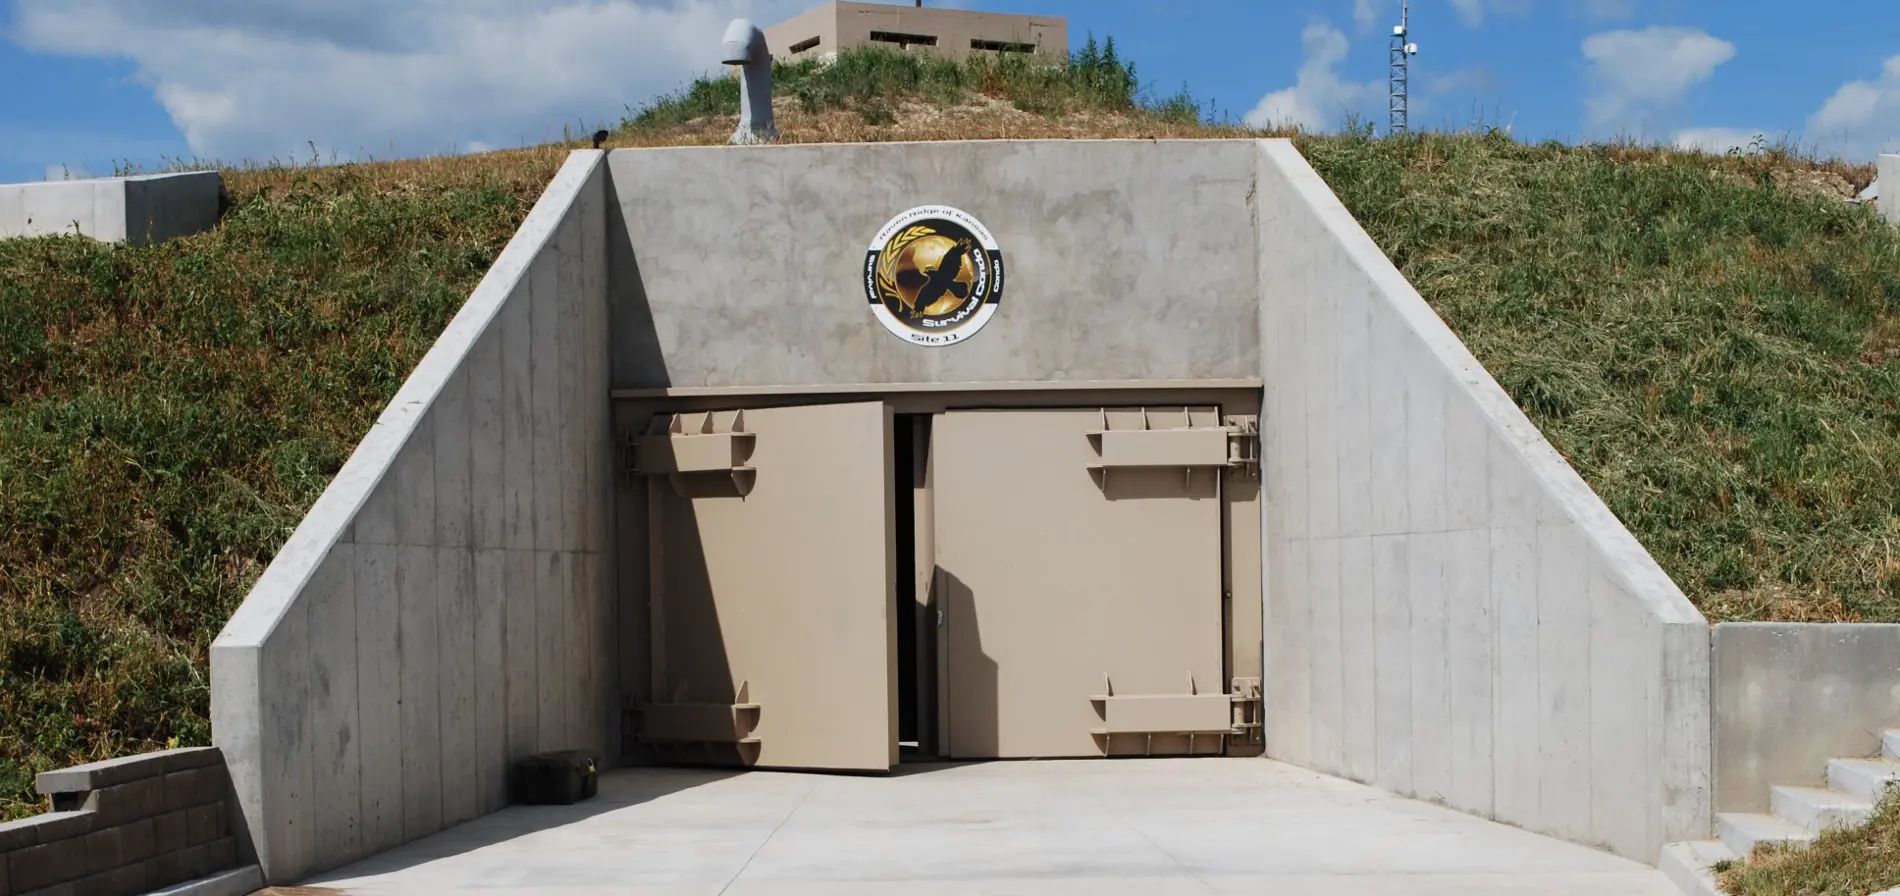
[890,233,976,317]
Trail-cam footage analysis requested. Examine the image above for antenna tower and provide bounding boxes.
[1388,1,1418,135]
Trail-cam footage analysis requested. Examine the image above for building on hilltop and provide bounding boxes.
[763,1,1068,64]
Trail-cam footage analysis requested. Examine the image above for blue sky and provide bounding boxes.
[1,0,1895,185]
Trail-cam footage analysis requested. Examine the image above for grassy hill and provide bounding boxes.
[1,46,1897,889]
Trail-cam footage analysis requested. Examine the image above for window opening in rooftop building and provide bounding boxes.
[971,39,1037,53]
[869,30,938,50]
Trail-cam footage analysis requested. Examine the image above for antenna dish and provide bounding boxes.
[1405,43,1418,54]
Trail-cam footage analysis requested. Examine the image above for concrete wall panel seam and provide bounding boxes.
[1254,137,1710,862]
[1252,139,1701,628]
[214,151,604,650]
[211,150,607,885]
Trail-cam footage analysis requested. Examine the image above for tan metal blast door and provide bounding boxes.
[637,402,898,773]
[932,407,1227,759]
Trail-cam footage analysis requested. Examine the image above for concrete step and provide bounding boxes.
[1717,812,1815,858]
[1659,840,1736,896]
[1881,729,1900,762]
[147,864,264,896]
[1828,757,1900,803]
[1770,784,1874,833]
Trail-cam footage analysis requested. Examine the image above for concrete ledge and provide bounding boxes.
[1880,155,1898,223]
[0,748,242,896]
[0,171,224,246]
[33,747,222,796]
[1254,137,1710,863]
[1713,623,1900,813]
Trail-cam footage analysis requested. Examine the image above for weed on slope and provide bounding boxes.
[0,151,563,817]
[1304,130,1900,623]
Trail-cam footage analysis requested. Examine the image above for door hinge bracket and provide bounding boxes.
[1222,415,1260,480]
[1228,677,1263,745]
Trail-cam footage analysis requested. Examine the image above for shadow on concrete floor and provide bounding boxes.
[300,766,741,884]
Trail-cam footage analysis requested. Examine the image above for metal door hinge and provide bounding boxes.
[1228,677,1263,745]
[1223,416,1260,480]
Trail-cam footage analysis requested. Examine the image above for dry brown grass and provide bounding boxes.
[222,144,572,205]
[1717,789,1900,894]
[213,97,1254,211]
[606,95,1259,147]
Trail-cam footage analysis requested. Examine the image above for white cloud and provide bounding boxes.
[1429,66,1497,96]
[1353,0,1379,33]
[1445,0,1633,28]
[1806,55,1900,160]
[1581,26,1736,138]
[1244,23,1382,132]
[43,164,94,181]
[1672,127,1763,154]
[1448,0,1535,27]
[10,0,810,164]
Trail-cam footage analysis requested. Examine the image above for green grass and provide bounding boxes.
[2,42,1897,858]
[1302,130,1900,623]
[0,153,563,817]
[621,35,1209,132]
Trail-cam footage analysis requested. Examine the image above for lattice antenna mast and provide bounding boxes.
[1388,1,1419,135]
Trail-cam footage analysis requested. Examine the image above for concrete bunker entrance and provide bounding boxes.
[617,385,1264,774]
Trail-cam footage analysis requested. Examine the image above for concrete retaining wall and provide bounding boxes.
[1881,155,1899,224]
[210,150,616,885]
[0,748,248,895]
[1253,139,1711,863]
[0,171,223,245]
[1713,623,1900,813]
[606,140,1260,390]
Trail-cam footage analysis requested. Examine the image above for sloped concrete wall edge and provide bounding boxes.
[1254,137,1711,864]
[210,150,616,884]
[1880,154,1899,223]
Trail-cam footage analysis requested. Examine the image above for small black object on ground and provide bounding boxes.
[513,749,600,806]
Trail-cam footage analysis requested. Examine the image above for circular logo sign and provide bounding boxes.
[864,205,1005,346]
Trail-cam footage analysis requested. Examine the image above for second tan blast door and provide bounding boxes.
[931,407,1228,759]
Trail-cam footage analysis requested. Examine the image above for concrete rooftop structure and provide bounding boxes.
[0,170,222,246]
[763,1,1067,63]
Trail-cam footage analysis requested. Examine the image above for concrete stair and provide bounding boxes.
[1660,840,1737,896]
[1825,758,1900,803]
[1661,728,1900,895]
[1770,785,1873,831]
